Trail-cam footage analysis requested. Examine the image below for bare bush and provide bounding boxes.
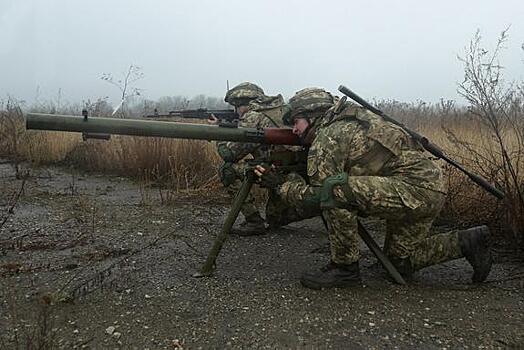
[455,28,524,248]
[83,97,114,117]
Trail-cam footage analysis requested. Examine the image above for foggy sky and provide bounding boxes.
[1,0,523,106]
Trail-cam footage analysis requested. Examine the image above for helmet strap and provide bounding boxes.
[302,124,317,144]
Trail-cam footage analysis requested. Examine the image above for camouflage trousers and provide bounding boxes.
[326,175,463,270]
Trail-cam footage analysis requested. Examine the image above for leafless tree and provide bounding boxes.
[101,64,144,118]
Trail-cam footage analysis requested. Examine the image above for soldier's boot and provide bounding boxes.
[230,213,266,236]
[300,261,361,290]
[458,225,493,283]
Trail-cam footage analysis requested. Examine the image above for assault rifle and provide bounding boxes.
[145,108,238,127]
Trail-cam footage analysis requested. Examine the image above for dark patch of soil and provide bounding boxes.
[0,160,523,349]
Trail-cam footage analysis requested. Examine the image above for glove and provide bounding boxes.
[254,165,286,189]
[272,174,321,212]
[218,162,237,187]
[217,144,236,163]
[320,173,350,209]
[302,186,321,210]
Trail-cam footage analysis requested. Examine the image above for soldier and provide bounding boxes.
[217,82,309,235]
[255,87,492,289]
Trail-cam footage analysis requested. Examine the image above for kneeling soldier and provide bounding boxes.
[256,87,492,289]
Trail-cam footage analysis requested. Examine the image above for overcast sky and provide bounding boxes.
[1,0,523,106]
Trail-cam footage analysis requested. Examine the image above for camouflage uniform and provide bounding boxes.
[219,94,287,222]
[279,102,464,271]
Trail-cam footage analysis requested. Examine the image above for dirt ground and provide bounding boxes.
[0,159,523,349]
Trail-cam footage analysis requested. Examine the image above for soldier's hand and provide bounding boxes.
[207,114,219,125]
[254,165,285,188]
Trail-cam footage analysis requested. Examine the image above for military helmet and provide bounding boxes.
[286,87,334,125]
[224,82,265,107]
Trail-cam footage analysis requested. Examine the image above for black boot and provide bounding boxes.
[458,225,492,283]
[300,262,361,289]
[230,213,266,236]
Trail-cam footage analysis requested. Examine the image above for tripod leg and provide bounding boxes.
[194,178,254,277]
[357,219,406,285]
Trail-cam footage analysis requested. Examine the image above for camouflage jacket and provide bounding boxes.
[221,94,292,162]
[279,103,447,208]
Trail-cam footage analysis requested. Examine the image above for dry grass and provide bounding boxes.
[29,132,222,192]
[19,131,80,164]
[423,121,504,223]
[87,136,221,191]
[11,130,221,191]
